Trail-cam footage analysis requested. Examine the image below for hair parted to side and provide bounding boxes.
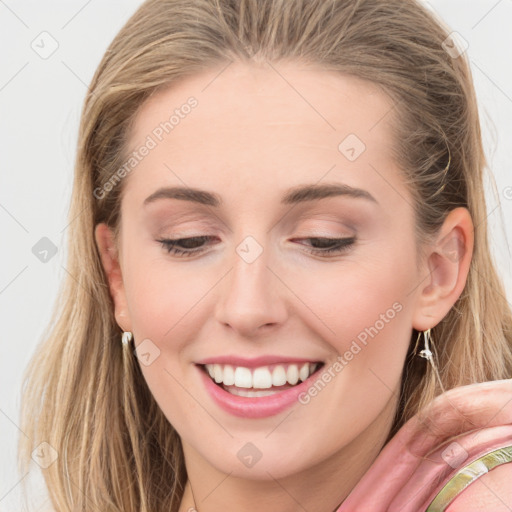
[18,0,512,510]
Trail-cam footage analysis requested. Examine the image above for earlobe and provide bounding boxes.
[94,223,132,332]
[413,207,474,331]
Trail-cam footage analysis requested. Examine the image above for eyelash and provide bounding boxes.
[157,236,356,258]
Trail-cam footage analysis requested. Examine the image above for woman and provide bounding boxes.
[18,0,512,510]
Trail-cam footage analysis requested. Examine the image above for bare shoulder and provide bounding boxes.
[445,463,512,511]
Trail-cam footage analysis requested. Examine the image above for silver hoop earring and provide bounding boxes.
[122,331,133,347]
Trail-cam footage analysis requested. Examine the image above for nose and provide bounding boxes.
[214,236,288,338]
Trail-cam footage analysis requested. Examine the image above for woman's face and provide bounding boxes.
[98,62,432,480]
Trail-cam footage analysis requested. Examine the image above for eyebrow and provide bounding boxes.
[143,182,378,208]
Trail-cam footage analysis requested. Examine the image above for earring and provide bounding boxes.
[122,331,133,347]
[417,328,433,361]
[414,328,446,392]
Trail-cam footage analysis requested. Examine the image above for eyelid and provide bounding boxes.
[298,228,355,238]
[295,225,356,239]
[294,215,357,233]
[155,223,357,243]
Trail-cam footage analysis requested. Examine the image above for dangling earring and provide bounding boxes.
[417,328,433,361]
[414,328,446,393]
[122,331,133,347]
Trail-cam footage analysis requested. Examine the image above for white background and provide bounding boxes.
[1,1,511,510]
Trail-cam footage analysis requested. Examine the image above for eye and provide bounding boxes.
[293,236,356,256]
[157,236,214,257]
[157,236,356,258]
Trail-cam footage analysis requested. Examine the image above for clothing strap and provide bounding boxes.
[425,444,512,511]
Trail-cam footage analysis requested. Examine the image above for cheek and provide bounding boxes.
[291,251,415,356]
[122,243,210,342]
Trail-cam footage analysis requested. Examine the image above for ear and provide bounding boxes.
[94,223,133,332]
[412,207,474,331]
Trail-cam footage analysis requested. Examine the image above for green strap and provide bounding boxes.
[426,444,512,511]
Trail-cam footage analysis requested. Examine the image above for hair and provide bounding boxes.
[18,0,512,510]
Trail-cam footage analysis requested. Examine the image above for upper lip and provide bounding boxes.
[195,355,323,368]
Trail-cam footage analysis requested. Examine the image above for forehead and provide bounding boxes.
[130,60,394,147]
[123,61,405,212]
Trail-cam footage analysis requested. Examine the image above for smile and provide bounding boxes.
[197,360,325,418]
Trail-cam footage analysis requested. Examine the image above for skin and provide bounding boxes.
[95,61,474,512]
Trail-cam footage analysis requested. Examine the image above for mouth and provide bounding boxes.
[199,361,325,397]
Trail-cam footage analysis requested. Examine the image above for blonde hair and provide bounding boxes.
[18,0,512,510]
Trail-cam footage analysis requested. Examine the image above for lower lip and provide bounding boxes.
[197,365,321,418]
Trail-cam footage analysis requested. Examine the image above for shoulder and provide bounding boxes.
[445,463,512,512]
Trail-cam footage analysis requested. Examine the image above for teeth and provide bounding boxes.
[286,364,299,385]
[234,367,252,388]
[204,362,320,389]
[272,366,287,386]
[253,367,272,388]
[223,365,235,386]
[213,364,223,383]
[299,363,310,382]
